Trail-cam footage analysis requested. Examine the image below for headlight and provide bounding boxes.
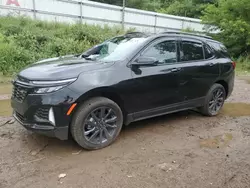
[32,78,77,86]
[33,78,77,94]
[34,86,64,94]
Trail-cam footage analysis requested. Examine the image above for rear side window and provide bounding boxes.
[180,41,204,62]
[207,41,230,57]
[204,44,214,59]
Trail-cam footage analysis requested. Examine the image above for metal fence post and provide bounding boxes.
[154,14,157,33]
[121,0,125,30]
[79,0,83,24]
[181,19,184,31]
[32,0,36,19]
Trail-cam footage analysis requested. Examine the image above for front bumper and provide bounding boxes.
[13,112,68,140]
[11,84,80,140]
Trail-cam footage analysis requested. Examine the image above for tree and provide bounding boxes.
[90,0,165,11]
[158,0,214,18]
[90,0,145,8]
[202,0,250,56]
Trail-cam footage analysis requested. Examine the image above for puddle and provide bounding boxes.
[0,99,12,116]
[200,133,233,148]
[221,103,250,117]
[0,83,12,95]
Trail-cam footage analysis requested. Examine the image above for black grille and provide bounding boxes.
[34,107,49,122]
[12,84,29,102]
[15,111,26,122]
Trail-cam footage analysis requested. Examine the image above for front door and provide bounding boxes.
[129,38,183,118]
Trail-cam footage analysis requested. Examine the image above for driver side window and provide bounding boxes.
[141,40,177,65]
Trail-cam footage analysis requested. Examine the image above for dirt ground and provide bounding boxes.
[0,77,250,188]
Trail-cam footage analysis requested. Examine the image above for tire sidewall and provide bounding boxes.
[205,84,226,116]
[71,97,123,150]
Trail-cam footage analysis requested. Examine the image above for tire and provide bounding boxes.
[200,83,226,116]
[71,97,123,150]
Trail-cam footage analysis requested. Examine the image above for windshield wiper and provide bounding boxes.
[81,54,94,61]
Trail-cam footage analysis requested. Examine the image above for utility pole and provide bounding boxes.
[122,0,126,30]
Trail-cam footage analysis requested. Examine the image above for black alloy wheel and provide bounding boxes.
[83,107,118,144]
[71,97,123,150]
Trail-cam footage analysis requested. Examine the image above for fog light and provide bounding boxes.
[49,107,56,126]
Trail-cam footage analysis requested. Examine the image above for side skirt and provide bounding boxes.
[125,97,205,125]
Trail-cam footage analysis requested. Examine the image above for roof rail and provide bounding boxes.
[125,32,145,35]
[161,31,212,39]
[124,32,149,37]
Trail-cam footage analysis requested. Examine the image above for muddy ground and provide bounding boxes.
[0,77,250,188]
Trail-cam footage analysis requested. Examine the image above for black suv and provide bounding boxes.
[11,32,235,150]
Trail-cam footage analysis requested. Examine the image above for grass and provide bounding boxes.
[0,74,12,84]
[235,57,250,76]
[0,16,125,76]
[236,67,250,76]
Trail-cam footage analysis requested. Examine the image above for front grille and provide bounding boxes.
[34,107,49,122]
[15,111,26,122]
[12,84,29,102]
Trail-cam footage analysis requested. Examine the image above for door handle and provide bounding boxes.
[170,68,182,72]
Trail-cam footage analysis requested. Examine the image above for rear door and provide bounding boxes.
[178,38,220,102]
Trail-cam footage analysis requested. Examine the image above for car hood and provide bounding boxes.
[18,55,114,81]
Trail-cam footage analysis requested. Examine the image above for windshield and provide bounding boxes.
[81,35,148,62]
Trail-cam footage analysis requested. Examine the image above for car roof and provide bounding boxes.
[124,31,220,44]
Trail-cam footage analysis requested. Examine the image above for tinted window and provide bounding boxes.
[180,41,204,61]
[208,41,230,57]
[204,44,214,59]
[142,40,177,64]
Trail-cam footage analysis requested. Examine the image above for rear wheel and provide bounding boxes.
[200,83,226,116]
[71,97,123,150]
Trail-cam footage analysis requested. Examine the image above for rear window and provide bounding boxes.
[180,41,204,61]
[204,44,214,59]
[207,41,230,57]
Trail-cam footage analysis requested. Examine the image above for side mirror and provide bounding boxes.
[131,56,158,67]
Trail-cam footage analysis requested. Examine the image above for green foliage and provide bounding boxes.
[155,0,213,18]
[0,41,32,74]
[235,56,250,75]
[202,0,250,57]
[91,0,167,11]
[91,0,214,18]
[1,0,249,76]
[0,16,124,75]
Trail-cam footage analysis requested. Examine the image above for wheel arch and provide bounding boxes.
[215,80,228,97]
[74,87,127,119]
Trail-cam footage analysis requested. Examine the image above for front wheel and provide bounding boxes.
[200,83,226,116]
[71,97,123,150]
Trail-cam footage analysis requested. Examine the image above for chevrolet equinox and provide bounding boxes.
[11,32,235,150]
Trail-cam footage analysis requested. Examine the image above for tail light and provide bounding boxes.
[232,61,236,69]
